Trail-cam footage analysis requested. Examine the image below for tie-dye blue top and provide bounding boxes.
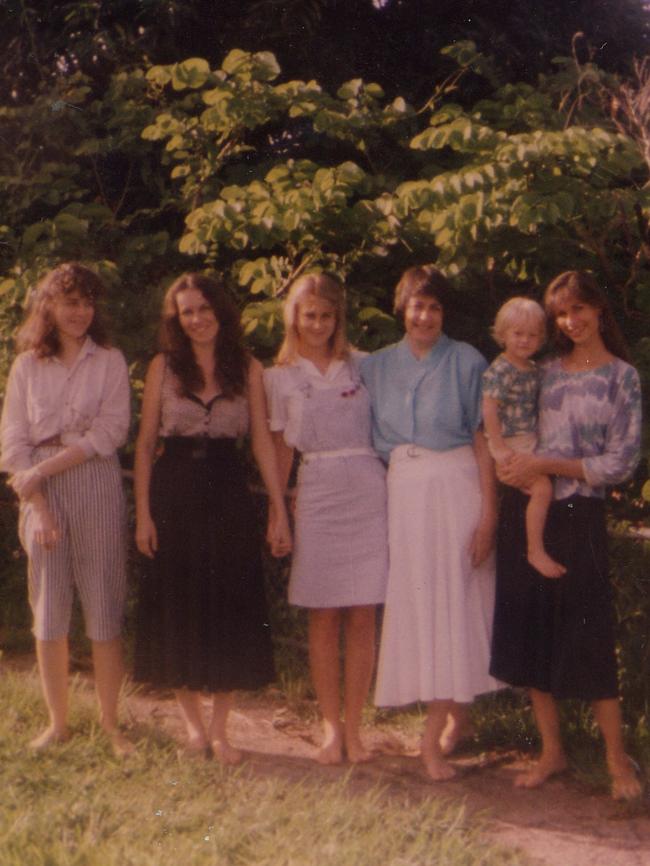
[538,357,641,500]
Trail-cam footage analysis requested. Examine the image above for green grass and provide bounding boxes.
[0,670,526,866]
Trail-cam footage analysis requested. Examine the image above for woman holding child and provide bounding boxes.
[490,270,642,800]
[360,264,500,781]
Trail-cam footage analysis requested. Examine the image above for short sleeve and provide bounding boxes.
[481,361,506,400]
[263,367,289,432]
[461,347,488,433]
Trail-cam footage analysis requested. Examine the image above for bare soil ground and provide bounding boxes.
[131,690,650,866]
[7,655,650,866]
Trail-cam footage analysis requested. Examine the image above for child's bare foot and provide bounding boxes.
[528,549,566,579]
[422,753,457,781]
[609,755,643,801]
[345,735,372,764]
[439,713,475,757]
[211,739,243,766]
[29,726,69,751]
[514,754,568,788]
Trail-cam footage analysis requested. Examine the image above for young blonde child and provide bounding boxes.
[482,297,565,579]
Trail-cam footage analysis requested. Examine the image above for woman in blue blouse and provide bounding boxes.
[492,271,642,800]
[361,265,500,781]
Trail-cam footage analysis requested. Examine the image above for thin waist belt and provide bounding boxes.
[161,435,238,461]
[301,447,376,464]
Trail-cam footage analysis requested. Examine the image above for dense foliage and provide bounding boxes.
[1,39,649,370]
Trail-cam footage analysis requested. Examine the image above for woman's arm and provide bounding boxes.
[498,452,584,489]
[134,354,165,558]
[9,444,90,500]
[470,429,497,567]
[28,490,60,549]
[248,358,292,557]
[8,350,131,500]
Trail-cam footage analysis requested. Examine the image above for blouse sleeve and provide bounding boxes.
[461,348,487,433]
[582,365,642,488]
[0,354,34,472]
[263,366,288,432]
[75,349,130,458]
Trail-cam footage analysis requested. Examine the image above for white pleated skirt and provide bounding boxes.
[375,444,501,707]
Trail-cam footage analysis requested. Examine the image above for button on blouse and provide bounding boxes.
[359,334,487,461]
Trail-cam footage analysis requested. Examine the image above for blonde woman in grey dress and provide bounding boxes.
[264,274,388,764]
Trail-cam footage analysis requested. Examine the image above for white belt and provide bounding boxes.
[301,447,376,464]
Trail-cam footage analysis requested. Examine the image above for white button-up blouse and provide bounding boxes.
[1,337,130,472]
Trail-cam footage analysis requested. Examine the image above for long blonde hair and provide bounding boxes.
[276,273,350,365]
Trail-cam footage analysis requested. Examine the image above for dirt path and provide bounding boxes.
[123,686,650,866]
[7,655,650,866]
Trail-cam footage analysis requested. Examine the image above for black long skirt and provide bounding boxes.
[133,437,275,693]
[490,488,618,701]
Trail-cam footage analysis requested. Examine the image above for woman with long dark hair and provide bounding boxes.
[1,262,130,754]
[133,272,291,763]
[491,270,642,800]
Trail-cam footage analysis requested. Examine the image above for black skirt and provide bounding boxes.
[133,437,275,692]
[490,488,618,701]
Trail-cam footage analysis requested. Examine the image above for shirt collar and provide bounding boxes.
[295,354,345,381]
[50,336,97,369]
[398,333,450,366]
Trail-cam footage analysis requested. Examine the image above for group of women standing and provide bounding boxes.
[0,261,642,800]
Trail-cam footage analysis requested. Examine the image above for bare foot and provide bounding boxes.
[29,726,69,751]
[345,736,372,764]
[514,755,568,789]
[106,728,135,759]
[610,756,643,801]
[211,739,243,766]
[315,728,343,765]
[439,713,475,757]
[422,753,457,781]
[528,549,566,579]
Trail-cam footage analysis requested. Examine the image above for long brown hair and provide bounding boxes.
[159,273,248,397]
[276,272,349,365]
[16,262,110,356]
[544,271,631,362]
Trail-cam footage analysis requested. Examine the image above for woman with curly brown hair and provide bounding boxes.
[0,262,131,755]
[133,273,291,763]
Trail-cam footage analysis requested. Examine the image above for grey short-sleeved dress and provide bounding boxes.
[264,356,388,608]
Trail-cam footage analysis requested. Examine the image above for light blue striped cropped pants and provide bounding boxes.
[18,447,127,641]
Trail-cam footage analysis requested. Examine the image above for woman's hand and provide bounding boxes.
[469,512,496,567]
[32,501,59,549]
[9,465,44,500]
[268,507,292,558]
[497,452,541,488]
[491,444,514,466]
[136,514,158,559]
